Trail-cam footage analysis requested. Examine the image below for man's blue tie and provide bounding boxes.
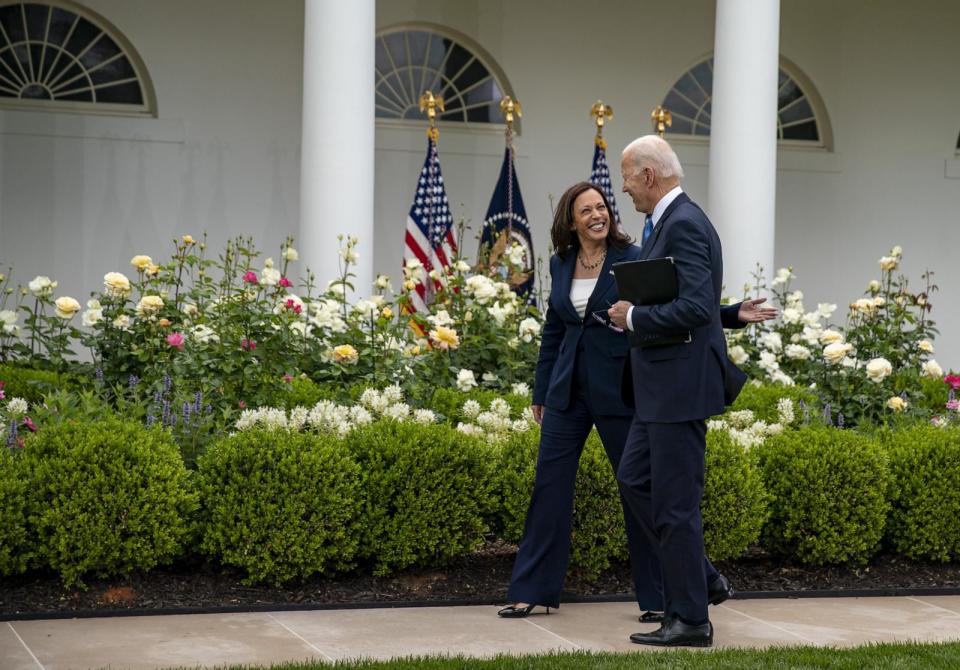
[642,215,654,245]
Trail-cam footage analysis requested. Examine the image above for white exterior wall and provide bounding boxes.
[1,0,958,368]
[0,0,304,289]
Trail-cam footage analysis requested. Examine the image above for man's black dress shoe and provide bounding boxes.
[630,616,713,647]
[708,573,735,606]
[638,610,664,623]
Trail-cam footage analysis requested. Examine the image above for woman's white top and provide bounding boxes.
[570,277,597,319]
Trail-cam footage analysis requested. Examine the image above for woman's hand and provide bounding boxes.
[531,404,544,425]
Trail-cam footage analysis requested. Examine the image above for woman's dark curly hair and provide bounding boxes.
[550,181,633,258]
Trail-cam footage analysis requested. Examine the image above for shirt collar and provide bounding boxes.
[650,185,684,227]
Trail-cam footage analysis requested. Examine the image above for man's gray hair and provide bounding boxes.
[622,135,685,180]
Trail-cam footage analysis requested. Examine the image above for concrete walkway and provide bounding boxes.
[3,596,960,669]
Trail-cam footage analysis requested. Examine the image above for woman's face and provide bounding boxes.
[571,188,610,246]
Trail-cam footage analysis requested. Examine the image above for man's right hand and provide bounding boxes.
[531,404,544,425]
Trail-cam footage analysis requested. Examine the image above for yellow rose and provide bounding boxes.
[381,307,393,319]
[878,256,899,272]
[146,263,161,277]
[332,344,359,364]
[130,255,153,271]
[886,396,907,412]
[429,326,460,350]
[182,234,196,245]
[865,357,892,383]
[404,280,416,291]
[54,296,81,319]
[918,340,934,354]
[136,295,164,317]
[103,272,131,297]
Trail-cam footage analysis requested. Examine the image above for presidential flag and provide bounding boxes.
[478,146,535,299]
[403,137,458,313]
[589,141,621,226]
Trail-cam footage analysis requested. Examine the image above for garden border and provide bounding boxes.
[4,586,960,623]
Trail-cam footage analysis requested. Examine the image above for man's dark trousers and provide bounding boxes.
[617,416,712,624]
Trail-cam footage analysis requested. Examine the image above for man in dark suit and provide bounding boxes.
[608,135,747,647]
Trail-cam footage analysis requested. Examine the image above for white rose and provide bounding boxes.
[759,351,780,373]
[802,326,823,346]
[518,317,541,343]
[887,396,907,412]
[781,308,802,325]
[918,340,934,354]
[0,309,18,334]
[771,267,793,287]
[374,274,392,291]
[482,372,499,384]
[865,357,893,383]
[456,369,477,392]
[801,312,823,328]
[727,345,748,365]
[283,246,299,262]
[454,260,471,273]
[786,290,804,307]
[784,344,811,360]
[867,280,882,293]
[261,266,281,286]
[823,342,853,365]
[890,245,903,257]
[820,329,844,345]
[28,275,56,297]
[922,359,943,379]
[879,256,899,272]
[817,303,837,319]
[112,314,132,331]
[759,332,782,354]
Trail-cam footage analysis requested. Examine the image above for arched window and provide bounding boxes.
[375,23,517,130]
[0,0,156,115]
[661,55,832,148]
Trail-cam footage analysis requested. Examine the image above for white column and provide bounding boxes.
[300,0,375,296]
[708,0,780,296]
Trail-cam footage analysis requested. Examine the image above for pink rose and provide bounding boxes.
[241,338,256,351]
[279,276,293,288]
[166,332,185,350]
[242,271,258,284]
[945,375,960,391]
[947,399,960,411]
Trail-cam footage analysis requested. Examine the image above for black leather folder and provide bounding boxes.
[611,257,692,348]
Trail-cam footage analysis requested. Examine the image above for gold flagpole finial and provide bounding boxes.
[419,91,445,142]
[590,101,614,149]
[500,96,522,131]
[650,106,672,138]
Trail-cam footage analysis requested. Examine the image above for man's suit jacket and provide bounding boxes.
[620,193,747,422]
[532,243,640,417]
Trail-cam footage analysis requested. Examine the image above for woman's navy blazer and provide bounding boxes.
[532,243,641,417]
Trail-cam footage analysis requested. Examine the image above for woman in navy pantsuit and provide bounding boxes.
[498,181,663,618]
[498,181,766,620]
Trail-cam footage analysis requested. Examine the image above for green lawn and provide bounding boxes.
[191,641,960,670]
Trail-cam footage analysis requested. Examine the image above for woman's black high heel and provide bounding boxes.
[497,603,551,618]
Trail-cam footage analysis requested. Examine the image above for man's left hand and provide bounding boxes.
[609,300,632,330]
[738,297,778,323]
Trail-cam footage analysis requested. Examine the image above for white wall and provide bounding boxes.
[0,0,304,295]
[375,0,960,370]
[2,0,958,369]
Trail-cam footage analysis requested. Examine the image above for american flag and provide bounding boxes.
[403,137,458,313]
[589,142,621,226]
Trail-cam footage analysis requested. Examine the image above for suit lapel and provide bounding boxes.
[639,192,689,260]
[585,244,625,315]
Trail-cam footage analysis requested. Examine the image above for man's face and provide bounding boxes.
[620,158,651,214]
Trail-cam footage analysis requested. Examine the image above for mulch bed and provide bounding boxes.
[2,541,959,619]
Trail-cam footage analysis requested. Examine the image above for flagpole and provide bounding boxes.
[500,96,521,237]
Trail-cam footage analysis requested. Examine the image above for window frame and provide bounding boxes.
[0,0,156,117]
[375,21,519,135]
[661,53,833,151]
